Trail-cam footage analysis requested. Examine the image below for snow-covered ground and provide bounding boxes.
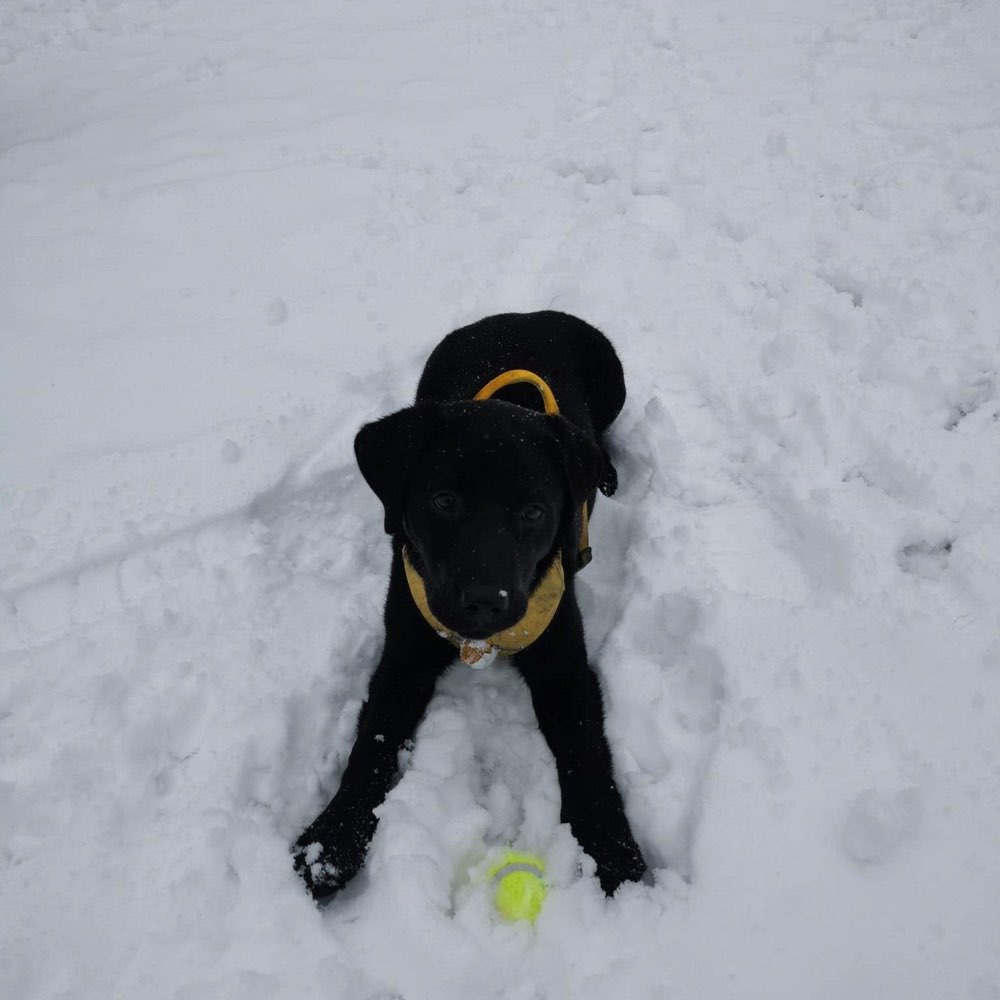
[3,0,999,997]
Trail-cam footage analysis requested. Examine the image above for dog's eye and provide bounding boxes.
[520,503,545,523]
[431,491,459,514]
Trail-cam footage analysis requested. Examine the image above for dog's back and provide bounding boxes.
[415,311,625,436]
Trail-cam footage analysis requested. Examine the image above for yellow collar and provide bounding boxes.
[402,547,565,667]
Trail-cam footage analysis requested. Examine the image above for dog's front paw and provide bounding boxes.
[592,835,648,896]
[292,808,374,903]
[292,839,347,903]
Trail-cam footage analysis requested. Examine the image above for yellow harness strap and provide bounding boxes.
[403,369,592,665]
[473,369,560,415]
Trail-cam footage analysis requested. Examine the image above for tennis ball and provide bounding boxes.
[490,851,547,923]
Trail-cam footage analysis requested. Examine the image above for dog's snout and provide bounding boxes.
[459,585,510,626]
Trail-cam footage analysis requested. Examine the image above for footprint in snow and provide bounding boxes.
[842,787,923,866]
[944,375,994,431]
[896,538,953,579]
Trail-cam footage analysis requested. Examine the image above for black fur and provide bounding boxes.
[293,311,647,899]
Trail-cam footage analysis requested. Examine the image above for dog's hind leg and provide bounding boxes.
[514,596,647,895]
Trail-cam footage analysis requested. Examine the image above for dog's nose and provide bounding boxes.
[459,585,510,627]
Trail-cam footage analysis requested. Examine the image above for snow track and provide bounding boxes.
[2,0,999,998]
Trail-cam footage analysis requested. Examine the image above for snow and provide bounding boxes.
[2,0,999,997]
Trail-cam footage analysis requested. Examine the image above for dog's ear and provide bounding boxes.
[545,415,603,507]
[354,403,439,535]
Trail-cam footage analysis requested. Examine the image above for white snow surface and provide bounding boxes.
[2,0,999,997]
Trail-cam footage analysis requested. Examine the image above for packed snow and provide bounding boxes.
[2,0,999,998]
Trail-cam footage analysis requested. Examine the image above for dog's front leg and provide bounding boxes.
[293,550,453,903]
[516,595,647,895]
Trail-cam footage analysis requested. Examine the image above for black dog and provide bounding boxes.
[294,311,647,899]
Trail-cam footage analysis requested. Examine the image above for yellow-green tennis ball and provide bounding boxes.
[490,852,546,923]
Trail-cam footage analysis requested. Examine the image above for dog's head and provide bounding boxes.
[355,400,602,639]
